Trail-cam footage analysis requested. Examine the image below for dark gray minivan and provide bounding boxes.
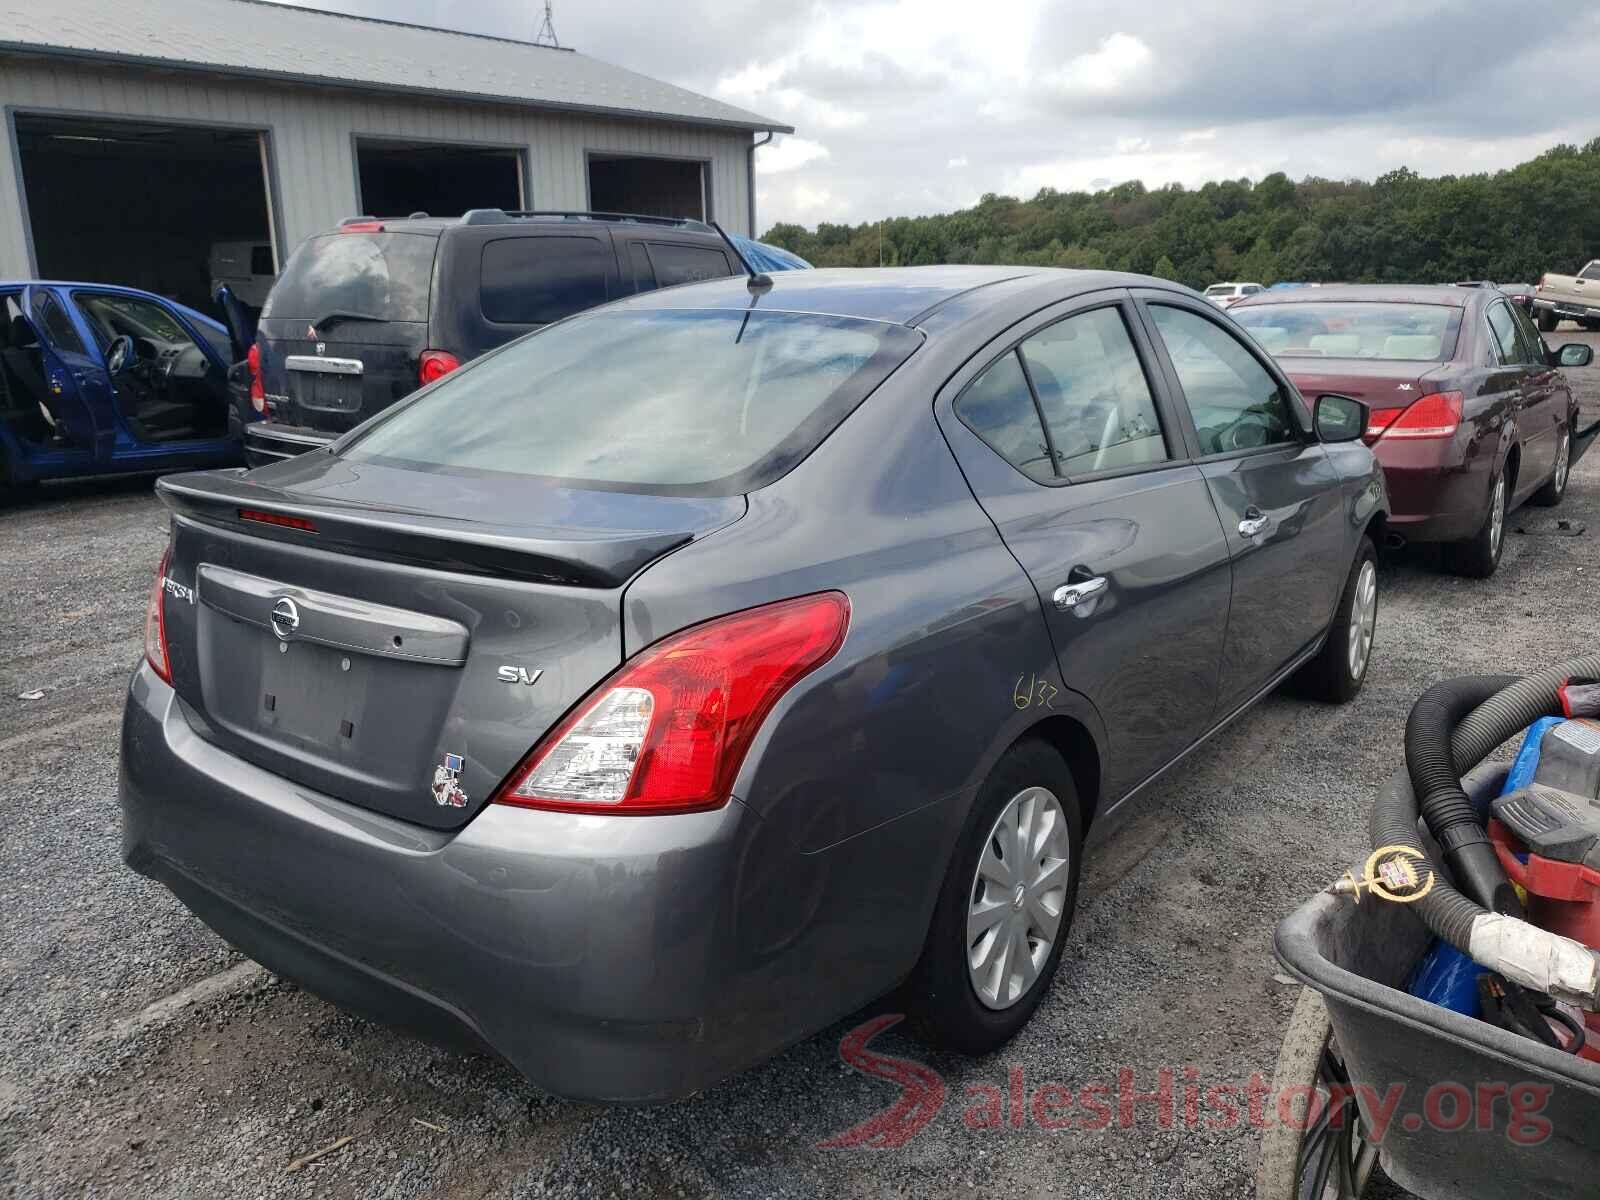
[243,210,741,464]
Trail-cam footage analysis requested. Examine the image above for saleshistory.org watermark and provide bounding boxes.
[818,1015,1557,1150]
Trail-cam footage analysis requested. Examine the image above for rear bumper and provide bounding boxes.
[1372,439,1490,543]
[119,664,772,1101]
[1532,297,1600,322]
[244,422,332,467]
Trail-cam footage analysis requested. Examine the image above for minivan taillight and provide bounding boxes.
[247,344,264,413]
[419,350,460,386]
[1378,391,1463,441]
[494,592,850,816]
[144,544,173,684]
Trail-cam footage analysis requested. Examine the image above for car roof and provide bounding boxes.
[1232,283,1472,309]
[0,280,229,333]
[616,265,1189,327]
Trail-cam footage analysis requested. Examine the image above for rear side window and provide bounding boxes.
[1019,307,1168,475]
[954,351,1055,482]
[343,309,921,495]
[481,235,612,325]
[264,232,436,322]
[1485,302,1522,364]
[645,243,733,288]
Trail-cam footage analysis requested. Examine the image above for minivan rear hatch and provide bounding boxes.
[156,457,743,831]
[257,229,439,435]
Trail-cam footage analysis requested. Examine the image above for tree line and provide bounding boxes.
[762,139,1600,289]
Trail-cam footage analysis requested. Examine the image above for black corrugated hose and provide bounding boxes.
[1373,658,1600,958]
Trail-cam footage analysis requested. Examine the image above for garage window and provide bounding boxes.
[480,237,612,325]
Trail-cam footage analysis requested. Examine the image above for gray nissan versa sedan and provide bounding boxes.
[121,266,1387,1101]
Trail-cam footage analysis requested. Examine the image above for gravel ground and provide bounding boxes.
[4,341,1600,1200]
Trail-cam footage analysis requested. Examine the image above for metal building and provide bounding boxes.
[0,0,790,311]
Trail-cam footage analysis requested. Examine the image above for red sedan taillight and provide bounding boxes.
[419,350,461,387]
[493,592,850,816]
[144,544,174,684]
[247,344,265,413]
[1370,391,1463,442]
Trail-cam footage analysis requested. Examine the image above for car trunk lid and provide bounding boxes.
[1276,358,1452,440]
[154,458,744,830]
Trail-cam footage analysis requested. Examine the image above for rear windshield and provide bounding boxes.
[1231,302,1462,361]
[1204,285,1234,296]
[263,232,437,323]
[341,308,922,495]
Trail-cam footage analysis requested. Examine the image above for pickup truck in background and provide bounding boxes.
[1532,260,1600,331]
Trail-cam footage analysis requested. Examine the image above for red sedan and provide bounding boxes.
[1232,285,1592,577]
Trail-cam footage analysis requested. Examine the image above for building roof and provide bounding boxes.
[1,0,793,134]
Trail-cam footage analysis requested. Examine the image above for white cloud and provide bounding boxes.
[1044,32,1154,97]
[947,156,969,169]
[758,137,831,175]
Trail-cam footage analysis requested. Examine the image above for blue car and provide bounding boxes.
[0,281,247,489]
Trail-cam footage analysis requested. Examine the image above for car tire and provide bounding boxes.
[1444,469,1508,579]
[1295,536,1377,704]
[1537,310,1559,333]
[1532,426,1572,507]
[907,738,1084,1055]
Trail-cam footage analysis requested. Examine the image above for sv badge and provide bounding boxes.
[497,665,544,686]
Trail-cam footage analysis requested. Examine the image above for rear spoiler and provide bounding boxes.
[155,471,691,589]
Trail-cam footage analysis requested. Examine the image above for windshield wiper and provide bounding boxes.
[310,309,388,327]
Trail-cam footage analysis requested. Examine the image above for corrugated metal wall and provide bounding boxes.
[0,56,756,275]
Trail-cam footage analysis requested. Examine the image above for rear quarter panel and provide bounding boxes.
[619,342,1099,1037]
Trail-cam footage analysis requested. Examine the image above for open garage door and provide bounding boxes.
[15,114,275,316]
[356,139,523,219]
[588,155,707,221]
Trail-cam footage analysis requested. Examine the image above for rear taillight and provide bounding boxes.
[494,592,850,816]
[144,544,173,684]
[419,350,460,386]
[247,344,264,413]
[1378,391,1463,441]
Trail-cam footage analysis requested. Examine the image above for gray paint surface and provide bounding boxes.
[120,266,1389,1101]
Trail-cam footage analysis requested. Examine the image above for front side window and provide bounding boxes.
[344,308,921,495]
[954,350,1055,482]
[1019,307,1168,475]
[481,235,612,325]
[1149,305,1297,455]
[1579,262,1600,282]
[75,293,194,354]
[34,293,86,355]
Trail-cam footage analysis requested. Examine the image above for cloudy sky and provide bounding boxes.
[276,1,1600,230]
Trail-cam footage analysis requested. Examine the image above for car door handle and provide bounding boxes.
[1053,576,1108,611]
[1239,511,1270,538]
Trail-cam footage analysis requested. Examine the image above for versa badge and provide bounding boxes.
[431,752,469,808]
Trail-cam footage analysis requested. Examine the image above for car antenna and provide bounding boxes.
[709,221,773,295]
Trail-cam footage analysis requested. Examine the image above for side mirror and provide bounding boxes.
[106,334,136,375]
[1557,343,1594,369]
[1314,393,1368,443]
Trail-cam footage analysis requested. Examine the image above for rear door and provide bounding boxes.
[1487,296,1554,495]
[256,229,440,435]
[463,227,621,353]
[936,290,1232,800]
[20,286,113,459]
[1136,294,1349,712]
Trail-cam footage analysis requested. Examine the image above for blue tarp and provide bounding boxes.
[729,234,811,272]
